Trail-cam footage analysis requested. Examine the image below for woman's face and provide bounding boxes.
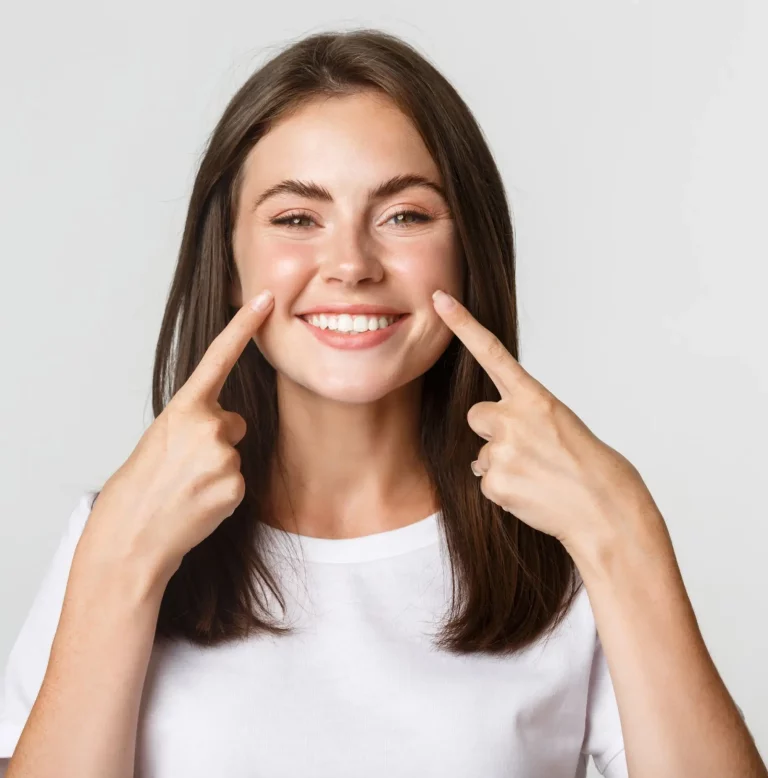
[231,91,463,404]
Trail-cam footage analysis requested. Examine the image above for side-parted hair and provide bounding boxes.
[147,28,581,655]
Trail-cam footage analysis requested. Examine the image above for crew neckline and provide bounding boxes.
[256,510,443,563]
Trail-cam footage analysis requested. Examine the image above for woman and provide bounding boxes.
[0,28,763,778]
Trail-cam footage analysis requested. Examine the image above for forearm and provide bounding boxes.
[570,507,767,778]
[6,543,169,778]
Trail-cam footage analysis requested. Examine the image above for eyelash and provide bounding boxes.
[271,209,432,229]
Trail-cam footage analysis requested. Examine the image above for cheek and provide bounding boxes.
[237,242,315,297]
[390,232,462,295]
[237,244,313,362]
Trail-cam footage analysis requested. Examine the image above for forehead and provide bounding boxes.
[239,92,441,195]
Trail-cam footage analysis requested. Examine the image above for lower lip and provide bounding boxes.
[297,315,409,350]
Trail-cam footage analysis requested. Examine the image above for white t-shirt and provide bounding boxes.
[0,490,627,777]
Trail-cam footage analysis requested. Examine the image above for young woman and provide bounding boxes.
[0,28,763,778]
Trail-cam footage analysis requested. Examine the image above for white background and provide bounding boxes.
[1,1,766,773]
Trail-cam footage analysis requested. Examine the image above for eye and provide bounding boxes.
[387,209,432,227]
[270,209,433,229]
[271,211,315,229]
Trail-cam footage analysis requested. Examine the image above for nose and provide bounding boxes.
[317,231,385,287]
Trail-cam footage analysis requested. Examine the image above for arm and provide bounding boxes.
[427,291,765,776]
[569,503,767,778]
[6,526,171,778]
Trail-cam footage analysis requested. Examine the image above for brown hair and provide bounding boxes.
[147,28,581,656]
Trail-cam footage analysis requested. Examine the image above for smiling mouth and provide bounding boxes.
[296,311,409,351]
[298,312,406,333]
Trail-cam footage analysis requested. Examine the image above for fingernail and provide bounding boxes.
[250,290,273,311]
[470,460,483,476]
[432,289,455,310]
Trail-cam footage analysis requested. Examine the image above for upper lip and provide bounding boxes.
[296,303,407,316]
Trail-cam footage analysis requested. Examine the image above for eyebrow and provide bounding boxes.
[251,173,447,211]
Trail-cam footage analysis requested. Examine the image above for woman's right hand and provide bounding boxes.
[77,289,275,587]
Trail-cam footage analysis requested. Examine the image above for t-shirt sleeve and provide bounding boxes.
[581,630,628,778]
[0,490,99,761]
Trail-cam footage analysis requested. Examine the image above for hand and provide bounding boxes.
[79,290,275,585]
[431,289,658,557]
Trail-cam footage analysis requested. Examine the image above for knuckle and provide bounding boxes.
[163,395,189,421]
[223,446,241,471]
[231,413,248,440]
[479,472,497,501]
[222,473,245,503]
[530,390,556,414]
[213,412,247,446]
[497,443,519,471]
[488,441,512,469]
[163,403,196,437]
[481,468,505,501]
[202,415,227,440]
[467,402,493,429]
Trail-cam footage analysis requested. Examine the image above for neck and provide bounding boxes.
[265,373,438,539]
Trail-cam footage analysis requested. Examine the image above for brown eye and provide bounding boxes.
[388,210,431,227]
[271,211,315,229]
[271,209,432,230]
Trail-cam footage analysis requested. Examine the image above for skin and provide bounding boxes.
[6,91,763,778]
[430,290,767,778]
[227,89,765,775]
[230,90,462,539]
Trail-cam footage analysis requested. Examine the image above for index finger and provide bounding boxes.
[432,289,526,398]
[179,290,274,404]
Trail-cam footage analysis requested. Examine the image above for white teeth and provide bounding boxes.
[303,313,401,333]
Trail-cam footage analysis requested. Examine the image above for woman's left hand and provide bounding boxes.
[432,289,664,558]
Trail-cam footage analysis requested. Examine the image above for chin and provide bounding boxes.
[297,373,409,405]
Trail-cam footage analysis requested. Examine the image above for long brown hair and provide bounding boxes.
[147,28,581,656]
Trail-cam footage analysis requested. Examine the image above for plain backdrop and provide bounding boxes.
[1,1,766,773]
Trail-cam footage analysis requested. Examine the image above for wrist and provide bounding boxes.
[564,501,676,586]
[72,528,176,608]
